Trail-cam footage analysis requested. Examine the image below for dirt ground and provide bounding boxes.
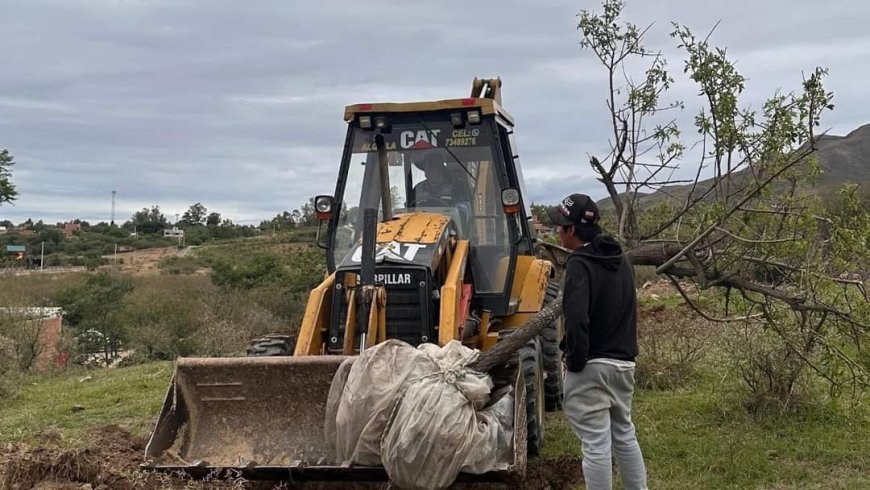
[0,426,582,490]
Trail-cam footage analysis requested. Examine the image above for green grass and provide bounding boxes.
[541,374,870,490]
[2,361,867,489]
[0,362,172,445]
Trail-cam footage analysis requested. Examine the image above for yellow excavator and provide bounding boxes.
[144,78,565,483]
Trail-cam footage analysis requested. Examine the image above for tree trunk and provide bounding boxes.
[469,296,563,373]
[469,241,694,373]
[626,242,685,267]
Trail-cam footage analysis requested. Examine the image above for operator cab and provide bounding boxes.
[323,98,534,315]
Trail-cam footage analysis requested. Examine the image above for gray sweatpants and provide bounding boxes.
[563,362,648,490]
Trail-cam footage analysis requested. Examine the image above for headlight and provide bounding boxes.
[501,188,521,214]
[315,195,333,213]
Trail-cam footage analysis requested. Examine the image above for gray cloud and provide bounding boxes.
[0,0,866,225]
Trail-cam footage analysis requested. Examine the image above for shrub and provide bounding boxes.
[0,334,21,398]
[120,275,288,359]
[210,254,288,290]
[54,272,134,366]
[636,303,714,390]
[725,321,818,415]
[0,311,44,371]
[158,255,200,275]
[190,288,287,356]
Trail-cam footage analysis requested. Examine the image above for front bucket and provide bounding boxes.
[144,355,526,482]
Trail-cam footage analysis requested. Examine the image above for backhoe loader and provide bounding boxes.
[144,77,564,482]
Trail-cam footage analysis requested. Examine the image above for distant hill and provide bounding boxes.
[812,124,870,185]
[599,123,870,211]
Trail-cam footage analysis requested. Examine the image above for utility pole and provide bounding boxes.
[40,241,44,270]
[114,243,118,265]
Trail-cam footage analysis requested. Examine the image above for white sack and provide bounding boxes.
[324,356,356,455]
[382,341,514,490]
[332,340,438,465]
[327,339,514,490]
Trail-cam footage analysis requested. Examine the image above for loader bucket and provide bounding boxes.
[144,356,527,482]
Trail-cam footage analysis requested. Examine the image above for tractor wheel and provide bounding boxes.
[246,334,295,357]
[519,338,545,457]
[541,280,564,411]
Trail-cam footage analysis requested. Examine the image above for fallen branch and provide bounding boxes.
[666,275,762,323]
[655,145,817,274]
[470,296,563,373]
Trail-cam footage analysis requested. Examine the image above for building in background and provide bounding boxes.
[163,227,184,245]
[63,221,82,237]
[5,244,26,261]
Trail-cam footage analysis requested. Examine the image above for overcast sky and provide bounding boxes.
[1,0,867,225]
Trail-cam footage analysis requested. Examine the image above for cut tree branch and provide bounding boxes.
[666,275,763,322]
[655,145,817,274]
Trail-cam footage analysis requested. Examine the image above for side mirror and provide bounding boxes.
[314,195,334,250]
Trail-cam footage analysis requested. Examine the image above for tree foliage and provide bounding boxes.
[206,211,221,227]
[578,0,867,408]
[0,149,18,205]
[55,272,134,366]
[181,202,208,226]
[210,254,288,290]
[530,203,552,226]
[124,205,169,235]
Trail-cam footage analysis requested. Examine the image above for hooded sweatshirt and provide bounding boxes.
[560,234,638,372]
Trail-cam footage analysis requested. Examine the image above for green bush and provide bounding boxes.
[725,321,820,415]
[285,246,328,292]
[54,272,134,366]
[636,303,714,390]
[118,275,289,360]
[0,335,21,398]
[119,275,210,359]
[285,227,317,243]
[158,255,200,275]
[210,254,288,289]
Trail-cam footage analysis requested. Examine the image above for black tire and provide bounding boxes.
[541,280,564,411]
[519,338,545,457]
[246,334,295,357]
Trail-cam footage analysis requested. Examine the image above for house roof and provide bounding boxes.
[0,307,63,319]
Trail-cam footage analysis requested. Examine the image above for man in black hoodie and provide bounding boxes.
[546,194,647,490]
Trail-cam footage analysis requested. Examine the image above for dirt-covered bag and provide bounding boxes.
[323,356,356,456]
[330,340,438,465]
[380,341,514,490]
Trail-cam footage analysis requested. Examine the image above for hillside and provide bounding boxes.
[599,123,870,211]
[813,124,870,184]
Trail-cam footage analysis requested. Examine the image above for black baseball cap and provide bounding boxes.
[545,193,600,227]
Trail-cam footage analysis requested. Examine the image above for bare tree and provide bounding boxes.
[570,0,868,404]
[0,309,44,371]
